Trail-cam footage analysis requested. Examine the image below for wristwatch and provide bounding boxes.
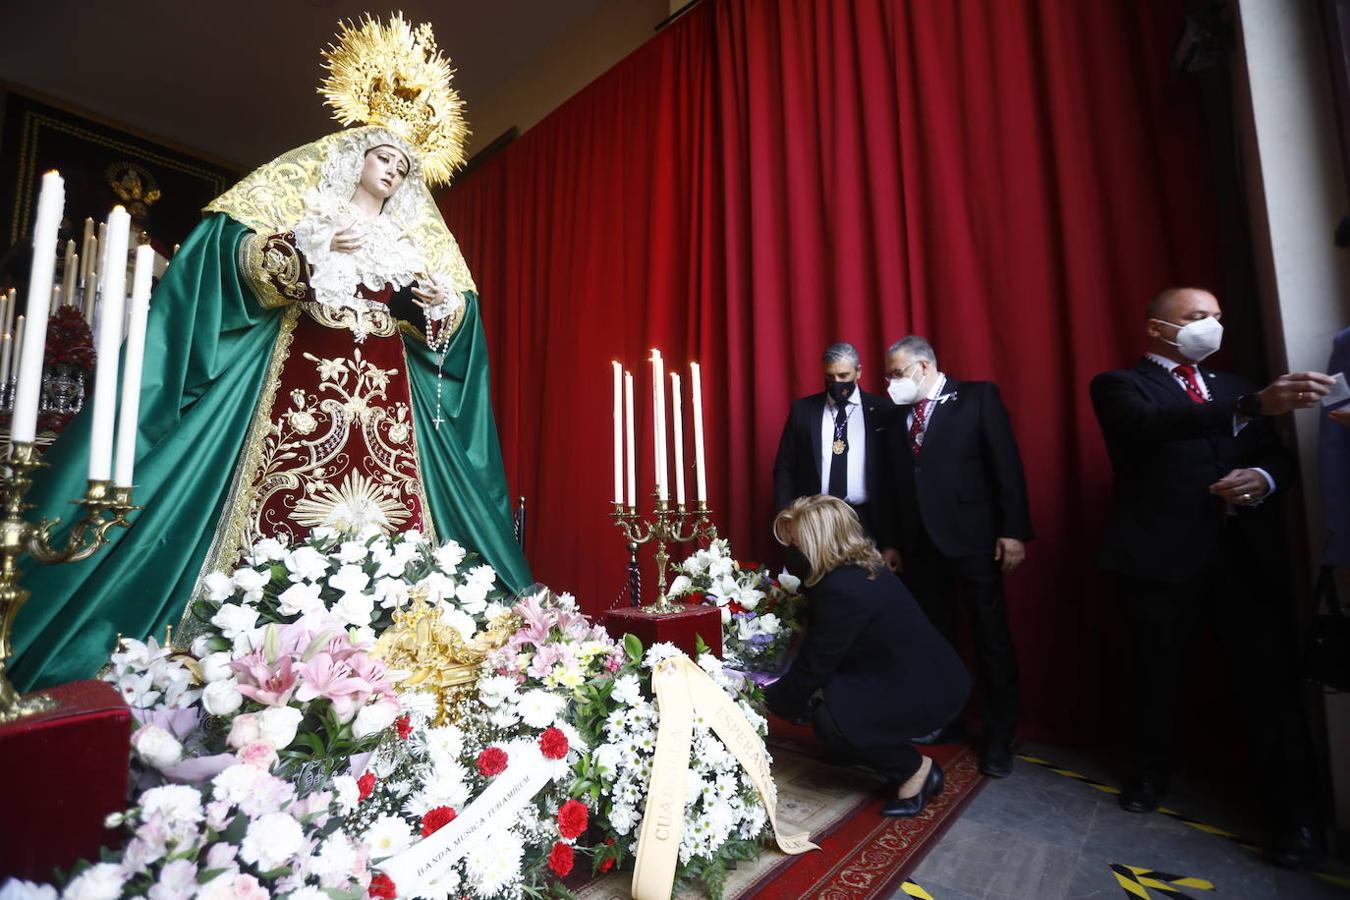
[1236,393,1263,417]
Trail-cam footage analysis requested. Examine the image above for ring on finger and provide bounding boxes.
[1241,492,1252,502]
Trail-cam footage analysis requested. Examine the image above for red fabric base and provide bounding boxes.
[603,605,724,659]
[0,679,131,881]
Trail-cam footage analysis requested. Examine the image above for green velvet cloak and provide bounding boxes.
[10,214,530,691]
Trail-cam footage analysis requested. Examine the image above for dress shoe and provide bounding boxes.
[912,722,967,745]
[882,761,945,818]
[1118,775,1165,813]
[978,742,1014,779]
[1269,822,1327,869]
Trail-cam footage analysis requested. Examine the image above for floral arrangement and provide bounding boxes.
[568,638,770,898]
[44,305,96,371]
[666,539,805,674]
[485,590,625,689]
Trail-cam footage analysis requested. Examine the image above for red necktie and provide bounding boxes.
[1174,365,1207,404]
[909,400,929,455]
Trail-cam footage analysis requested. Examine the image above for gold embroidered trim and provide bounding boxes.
[177,306,302,644]
[302,300,397,338]
[239,232,309,309]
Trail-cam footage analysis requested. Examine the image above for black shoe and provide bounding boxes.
[979,742,1014,779]
[881,761,945,818]
[1269,822,1327,869]
[1118,775,1165,814]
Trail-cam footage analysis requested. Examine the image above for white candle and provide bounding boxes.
[0,334,11,389]
[11,316,25,387]
[612,360,623,504]
[61,239,77,304]
[88,206,129,481]
[651,349,668,501]
[670,371,686,506]
[114,244,153,486]
[624,371,637,508]
[49,284,62,315]
[12,170,64,445]
[690,361,707,503]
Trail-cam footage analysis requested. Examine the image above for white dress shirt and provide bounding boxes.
[1144,353,1276,497]
[820,389,868,503]
[904,373,948,435]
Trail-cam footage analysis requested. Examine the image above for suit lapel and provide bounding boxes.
[1135,358,1192,406]
[920,377,959,454]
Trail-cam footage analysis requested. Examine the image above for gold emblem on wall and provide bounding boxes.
[105,161,161,224]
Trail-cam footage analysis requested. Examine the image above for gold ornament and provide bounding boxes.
[319,12,469,186]
[372,592,519,725]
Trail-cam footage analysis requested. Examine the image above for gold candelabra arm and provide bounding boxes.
[26,483,136,565]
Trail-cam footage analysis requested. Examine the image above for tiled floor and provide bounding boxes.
[899,743,1350,899]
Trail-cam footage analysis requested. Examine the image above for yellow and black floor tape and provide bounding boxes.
[1017,754,1350,892]
[1109,864,1214,898]
[898,881,933,899]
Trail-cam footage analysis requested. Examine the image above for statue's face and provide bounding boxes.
[359,145,410,200]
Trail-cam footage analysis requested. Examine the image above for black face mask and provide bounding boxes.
[825,380,857,404]
[783,545,812,580]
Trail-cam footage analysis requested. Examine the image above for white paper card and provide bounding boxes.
[1323,372,1350,407]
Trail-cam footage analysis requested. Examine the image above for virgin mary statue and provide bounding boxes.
[11,15,530,690]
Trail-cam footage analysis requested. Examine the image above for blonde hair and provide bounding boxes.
[773,495,885,587]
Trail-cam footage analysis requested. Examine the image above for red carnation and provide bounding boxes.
[741,560,761,572]
[599,857,616,873]
[476,746,509,777]
[539,727,569,760]
[357,771,377,802]
[547,841,574,877]
[688,591,706,605]
[368,874,397,899]
[395,716,413,740]
[557,799,589,840]
[420,805,457,836]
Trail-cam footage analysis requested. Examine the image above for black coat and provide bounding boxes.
[772,389,892,519]
[883,379,1033,557]
[1089,359,1295,584]
[764,565,971,751]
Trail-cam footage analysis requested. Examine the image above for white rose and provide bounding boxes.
[209,603,258,641]
[440,608,477,642]
[351,700,401,739]
[277,581,324,617]
[418,571,457,604]
[455,579,489,615]
[373,577,410,609]
[337,540,369,564]
[758,613,782,634]
[466,564,497,587]
[132,724,183,770]
[240,812,304,871]
[667,575,693,597]
[202,679,244,716]
[202,571,235,602]
[0,880,57,900]
[284,546,330,582]
[776,570,801,593]
[198,651,234,684]
[230,567,270,600]
[257,706,303,749]
[328,564,370,598]
[331,591,375,628]
[249,537,288,564]
[60,864,126,900]
[434,540,467,571]
[227,713,262,749]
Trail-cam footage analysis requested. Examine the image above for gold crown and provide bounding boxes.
[319,12,469,186]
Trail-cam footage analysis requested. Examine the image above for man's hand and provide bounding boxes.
[1330,408,1350,428]
[1257,372,1335,415]
[881,547,902,573]
[994,537,1025,573]
[329,221,366,254]
[1209,468,1270,506]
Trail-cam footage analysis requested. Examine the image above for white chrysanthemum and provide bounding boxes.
[331,775,360,813]
[517,689,565,728]
[465,828,522,895]
[418,571,457,604]
[611,673,642,706]
[642,642,683,669]
[240,812,304,871]
[424,724,465,763]
[477,674,519,708]
[61,864,126,900]
[306,831,358,886]
[364,815,415,859]
[138,784,203,824]
[288,888,330,900]
[373,577,410,609]
[556,591,578,610]
[398,690,439,720]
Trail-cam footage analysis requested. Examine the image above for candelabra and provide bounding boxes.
[0,442,135,722]
[611,499,718,614]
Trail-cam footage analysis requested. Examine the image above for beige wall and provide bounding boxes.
[1235,0,1350,825]
[463,0,671,159]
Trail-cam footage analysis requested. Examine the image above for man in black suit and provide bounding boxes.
[1090,286,1333,867]
[878,335,1033,779]
[773,342,892,540]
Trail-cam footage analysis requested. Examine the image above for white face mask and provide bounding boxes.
[1153,315,1223,362]
[887,362,924,405]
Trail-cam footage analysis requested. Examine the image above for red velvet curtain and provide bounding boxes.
[440,0,1222,743]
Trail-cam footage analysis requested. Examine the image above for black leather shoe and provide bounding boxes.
[1269,822,1327,869]
[979,743,1014,779]
[881,761,945,817]
[913,722,967,745]
[1118,775,1165,813]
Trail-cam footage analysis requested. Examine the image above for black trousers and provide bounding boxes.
[1119,522,1316,820]
[902,527,1020,744]
[812,700,924,784]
